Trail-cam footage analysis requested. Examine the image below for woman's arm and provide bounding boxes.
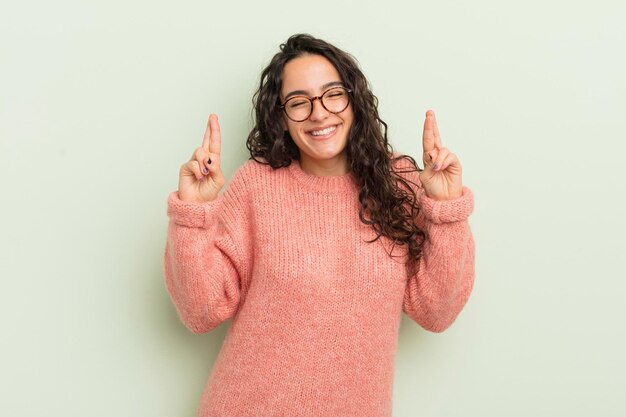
[163,192,247,334]
[164,115,252,334]
[402,186,475,332]
[400,109,475,332]
[163,153,255,334]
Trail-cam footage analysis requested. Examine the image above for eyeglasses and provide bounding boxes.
[279,86,352,122]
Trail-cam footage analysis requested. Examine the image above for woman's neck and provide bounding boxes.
[299,154,348,177]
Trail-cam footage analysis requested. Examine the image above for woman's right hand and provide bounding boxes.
[178,114,226,203]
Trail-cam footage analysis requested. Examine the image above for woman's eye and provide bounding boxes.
[325,89,346,98]
[289,101,308,108]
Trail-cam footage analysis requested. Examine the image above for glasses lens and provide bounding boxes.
[283,87,350,122]
[321,87,349,113]
[285,97,312,122]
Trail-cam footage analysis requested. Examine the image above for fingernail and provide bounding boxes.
[208,158,212,165]
[433,164,439,170]
[202,167,208,174]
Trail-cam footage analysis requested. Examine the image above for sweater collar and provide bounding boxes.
[286,159,358,194]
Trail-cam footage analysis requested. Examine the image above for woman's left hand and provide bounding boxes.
[419,110,463,200]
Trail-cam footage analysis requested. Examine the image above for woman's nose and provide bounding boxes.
[308,97,330,121]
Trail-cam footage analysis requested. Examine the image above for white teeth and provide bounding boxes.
[310,126,336,136]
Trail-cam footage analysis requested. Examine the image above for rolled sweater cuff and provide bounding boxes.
[419,186,474,224]
[167,191,222,229]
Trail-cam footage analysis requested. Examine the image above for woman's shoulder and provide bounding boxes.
[390,151,418,170]
[238,156,273,174]
[234,156,274,178]
[227,156,279,194]
[389,151,423,189]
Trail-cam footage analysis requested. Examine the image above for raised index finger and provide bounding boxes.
[208,114,221,155]
[422,110,436,153]
[201,113,222,155]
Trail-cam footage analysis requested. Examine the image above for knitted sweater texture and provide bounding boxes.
[163,157,475,417]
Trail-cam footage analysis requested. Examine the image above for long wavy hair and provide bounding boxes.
[246,33,426,270]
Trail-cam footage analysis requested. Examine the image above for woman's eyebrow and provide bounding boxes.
[283,81,344,101]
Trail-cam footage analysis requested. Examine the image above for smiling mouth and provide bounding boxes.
[307,125,338,138]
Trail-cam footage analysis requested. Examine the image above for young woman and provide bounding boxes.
[164,33,475,417]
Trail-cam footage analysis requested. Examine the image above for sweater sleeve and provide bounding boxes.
[397,160,476,333]
[163,165,252,334]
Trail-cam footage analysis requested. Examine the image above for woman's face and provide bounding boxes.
[280,54,354,176]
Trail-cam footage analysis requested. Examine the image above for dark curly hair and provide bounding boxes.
[246,33,426,269]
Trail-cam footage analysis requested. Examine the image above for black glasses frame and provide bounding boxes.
[279,86,353,122]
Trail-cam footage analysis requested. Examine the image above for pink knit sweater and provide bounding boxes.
[164,157,475,417]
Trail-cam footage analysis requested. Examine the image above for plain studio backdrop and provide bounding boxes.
[1,1,625,416]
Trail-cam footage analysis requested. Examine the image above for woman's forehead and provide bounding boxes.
[281,55,342,97]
